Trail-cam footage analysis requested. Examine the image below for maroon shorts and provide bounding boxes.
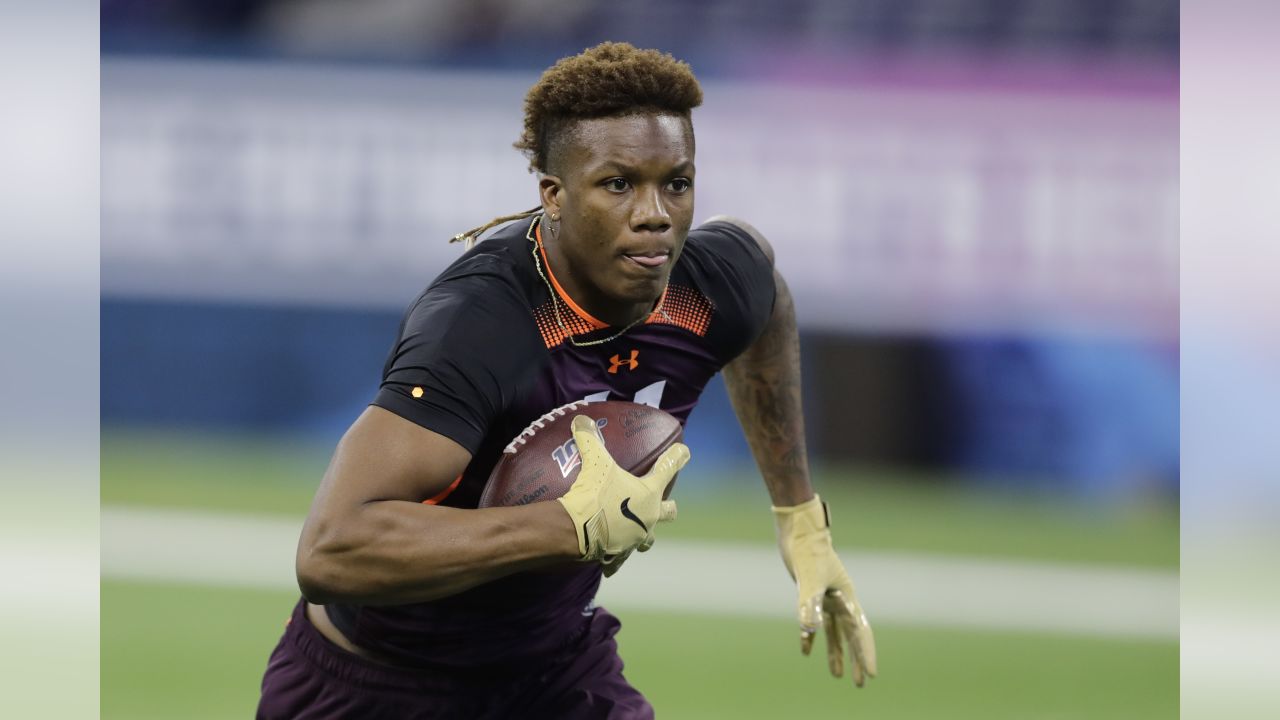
[256,599,653,720]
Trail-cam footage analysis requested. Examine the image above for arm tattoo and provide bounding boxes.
[723,271,815,507]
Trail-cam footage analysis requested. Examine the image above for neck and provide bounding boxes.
[537,224,659,328]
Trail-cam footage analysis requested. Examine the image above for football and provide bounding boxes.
[478,400,684,508]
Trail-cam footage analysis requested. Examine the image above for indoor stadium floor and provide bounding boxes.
[102,430,1177,719]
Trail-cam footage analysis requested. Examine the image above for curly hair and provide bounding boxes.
[450,43,703,246]
[514,42,704,174]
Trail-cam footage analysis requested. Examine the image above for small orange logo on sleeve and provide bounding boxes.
[411,387,425,398]
[608,350,639,374]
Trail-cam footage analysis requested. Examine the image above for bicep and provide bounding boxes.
[303,406,472,539]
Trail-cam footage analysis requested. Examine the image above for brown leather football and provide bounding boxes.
[477,400,684,508]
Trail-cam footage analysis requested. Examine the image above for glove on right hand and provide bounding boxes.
[557,415,687,563]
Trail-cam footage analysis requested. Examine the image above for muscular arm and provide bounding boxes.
[713,217,878,686]
[710,215,815,507]
[723,270,816,506]
[295,406,580,606]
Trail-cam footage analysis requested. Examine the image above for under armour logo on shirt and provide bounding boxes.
[608,350,639,374]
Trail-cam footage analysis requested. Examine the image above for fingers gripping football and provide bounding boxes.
[557,415,688,562]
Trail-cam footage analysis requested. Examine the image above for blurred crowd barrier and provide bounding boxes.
[101,0,1178,63]
[102,59,1176,338]
[101,11,1178,498]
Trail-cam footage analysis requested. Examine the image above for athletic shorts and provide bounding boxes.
[256,599,654,720]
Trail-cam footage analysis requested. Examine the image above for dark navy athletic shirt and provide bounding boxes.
[327,214,775,669]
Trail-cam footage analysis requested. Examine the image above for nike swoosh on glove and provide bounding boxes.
[557,415,687,564]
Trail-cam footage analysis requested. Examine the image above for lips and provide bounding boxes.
[623,251,671,269]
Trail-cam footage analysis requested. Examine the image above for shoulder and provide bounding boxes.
[436,220,536,294]
[673,216,778,363]
[373,216,548,453]
[698,215,775,266]
[393,233,546,361]
[410,220,539,320]
[678,215,777,291]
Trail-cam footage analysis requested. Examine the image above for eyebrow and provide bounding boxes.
[592,159,695,175]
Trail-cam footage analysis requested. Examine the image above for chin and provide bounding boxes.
[614,277,667,305]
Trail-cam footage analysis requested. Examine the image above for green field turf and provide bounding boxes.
[101,428,1178,568]
[101,428,1178,718]
[102,581,1177,720]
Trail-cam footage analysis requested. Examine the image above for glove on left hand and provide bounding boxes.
[773,495,878,687]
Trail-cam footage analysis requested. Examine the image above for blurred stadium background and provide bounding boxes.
[100,1,1179,718]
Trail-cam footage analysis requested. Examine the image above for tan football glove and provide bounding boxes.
[773,495,878,687]
[557,415,687,565]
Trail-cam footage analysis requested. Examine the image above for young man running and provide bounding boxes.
[258,41,876,719]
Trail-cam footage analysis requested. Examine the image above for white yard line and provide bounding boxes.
[101,505,1178,641]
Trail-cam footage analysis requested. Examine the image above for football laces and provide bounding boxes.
[502,399,591,454]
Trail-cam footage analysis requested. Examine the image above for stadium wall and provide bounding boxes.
[101,298,1177,497]
[101,57,1179,497]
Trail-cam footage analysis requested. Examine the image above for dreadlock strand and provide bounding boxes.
[450,206,542,249]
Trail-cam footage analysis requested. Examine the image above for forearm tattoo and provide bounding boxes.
[724,272,814,507]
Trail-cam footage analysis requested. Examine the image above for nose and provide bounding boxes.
[630,186,671,234]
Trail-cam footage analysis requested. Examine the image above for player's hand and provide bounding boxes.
[600,548,633,578]
[557,415,687,563]
[773,495,878,687]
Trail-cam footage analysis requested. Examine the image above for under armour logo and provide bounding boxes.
[608,350,639,374]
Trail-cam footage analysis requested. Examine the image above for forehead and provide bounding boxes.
[558,113,694,172]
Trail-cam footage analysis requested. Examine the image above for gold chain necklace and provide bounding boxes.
[526,215,668,348]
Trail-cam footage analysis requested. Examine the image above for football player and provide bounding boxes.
[258,41,875,719]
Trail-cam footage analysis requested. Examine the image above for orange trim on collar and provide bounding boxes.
[535,222,609,330]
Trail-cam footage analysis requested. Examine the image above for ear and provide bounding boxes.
[539,175,563,218]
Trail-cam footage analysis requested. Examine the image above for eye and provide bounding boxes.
[603,178,630,193]
[667,178,692,193]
